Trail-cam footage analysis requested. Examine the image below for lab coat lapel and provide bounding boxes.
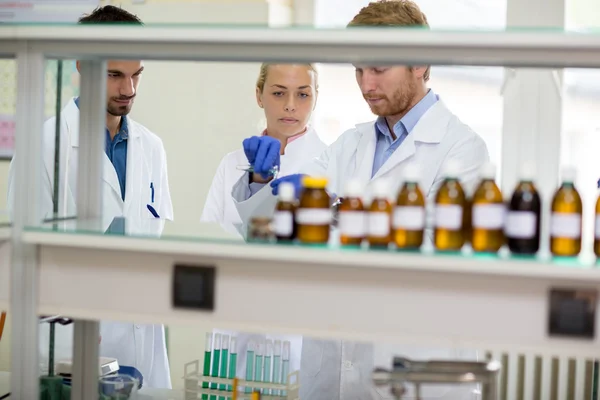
[354,122,377,182]
[123,124,143,216]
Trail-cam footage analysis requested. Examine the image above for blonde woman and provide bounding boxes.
[201,63,326,224]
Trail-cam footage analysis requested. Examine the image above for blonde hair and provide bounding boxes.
[348,0,430,81]
[256,63,319,92]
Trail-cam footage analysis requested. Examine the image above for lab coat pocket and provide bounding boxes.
[299,339,324,377]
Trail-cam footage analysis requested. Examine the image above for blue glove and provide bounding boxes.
[270,174,305,197]
[243,136,281,178]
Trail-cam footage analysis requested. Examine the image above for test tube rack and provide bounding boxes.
[184,360,300,400]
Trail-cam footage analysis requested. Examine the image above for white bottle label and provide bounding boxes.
[368,212,390,237]
[296,208,331,226]
[273,211,293,236]
[472,204,505,229]
[339,211,366,238]
[505,211,537,239]
[393,206,425,230]
[596,216,600,239]
[550,213,581,238]
[434,205,463,230]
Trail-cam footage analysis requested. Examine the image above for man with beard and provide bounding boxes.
[230,1,487,399]
[7,5,173,388]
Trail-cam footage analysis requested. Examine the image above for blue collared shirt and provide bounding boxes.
[74,97,128,200]
[371,89,438,177]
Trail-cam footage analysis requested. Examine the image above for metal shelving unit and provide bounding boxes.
[4,25,600,399]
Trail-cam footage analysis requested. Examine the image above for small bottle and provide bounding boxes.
[505,162,541,255]
[595,192,600,258]
[367,179,392,248]
[393,164,425,250]
[471,162,505,253]
[273,182,297,242]
[338,179,366,246]
[434,160,466,251]
[296,176,331,244]
[550,166,582,257]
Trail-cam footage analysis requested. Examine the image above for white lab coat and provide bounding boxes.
[7,98,174,388]
[200,126,327,225]
[205,127,325,377]
[232,100,490,399]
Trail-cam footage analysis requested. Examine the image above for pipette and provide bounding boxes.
[236,164,279,179]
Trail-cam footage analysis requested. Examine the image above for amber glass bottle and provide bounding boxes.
[434,161,466,251]
[367,179,392,248]
[338,179,366,246]
[471,162,505,253]
[273,182,297,242]
[296,176,331,244]
[393,164,425,250]
[505,163,541,255]
[550,166,582,257]
[595,193,600,257]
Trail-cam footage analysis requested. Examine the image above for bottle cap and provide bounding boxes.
[372,178,390,198]
[344,179,363,197]
[479,162,496,180]
[278,182,296,202]
[403,163,421,183]
[443,159,461,179]
[302,176,328,189]
[561,165,577,183]
[519,161,536,182]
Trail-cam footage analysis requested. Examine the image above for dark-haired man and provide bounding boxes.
[7,5,173,388]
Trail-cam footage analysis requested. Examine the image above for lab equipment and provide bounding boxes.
[254,341,264,390]
[272,340,282,396]
[434,160,467,251]
[505,162,541,255]
[471,162,505,253]
[297,176,331,244]
[227,337,238,391]
[211,334,222,400]
[98,374,139,400]
[550,165,582,256]
[264,340,273,395]
[236,164,279,179]
[242,136,281,178]
[368,178,393,248]
[245,341,256,393]
[274,182,297,241]
[203,333,212,400]
[372,357,500,400]
[247,217,274,242]
[219,335,230,400]
[393,163,425,250]
[338,179,366,247]
[281,341,290,396]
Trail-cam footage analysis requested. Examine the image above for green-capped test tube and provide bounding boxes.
[263,339,273,395]
[281,340,290,396]
[210,333,222,400]
[227,337,238,395]
[202,333,212,400]
[272,340,282,396]
[218,335,230,400]
[245,340,256,394]
[254,341,264,393]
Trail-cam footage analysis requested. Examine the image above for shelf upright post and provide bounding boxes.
[10,48,46,399]
[70,59,106,400]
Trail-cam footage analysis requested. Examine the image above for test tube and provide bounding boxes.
[272,340,282,396]
[263,340,273,395]
[254,341,265,393]
[210,333,222,400]
[281,341,290,396]
[227,337,238,394]
[202,333,212,400]
[245,341,256,394]
[218,335,230,400]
